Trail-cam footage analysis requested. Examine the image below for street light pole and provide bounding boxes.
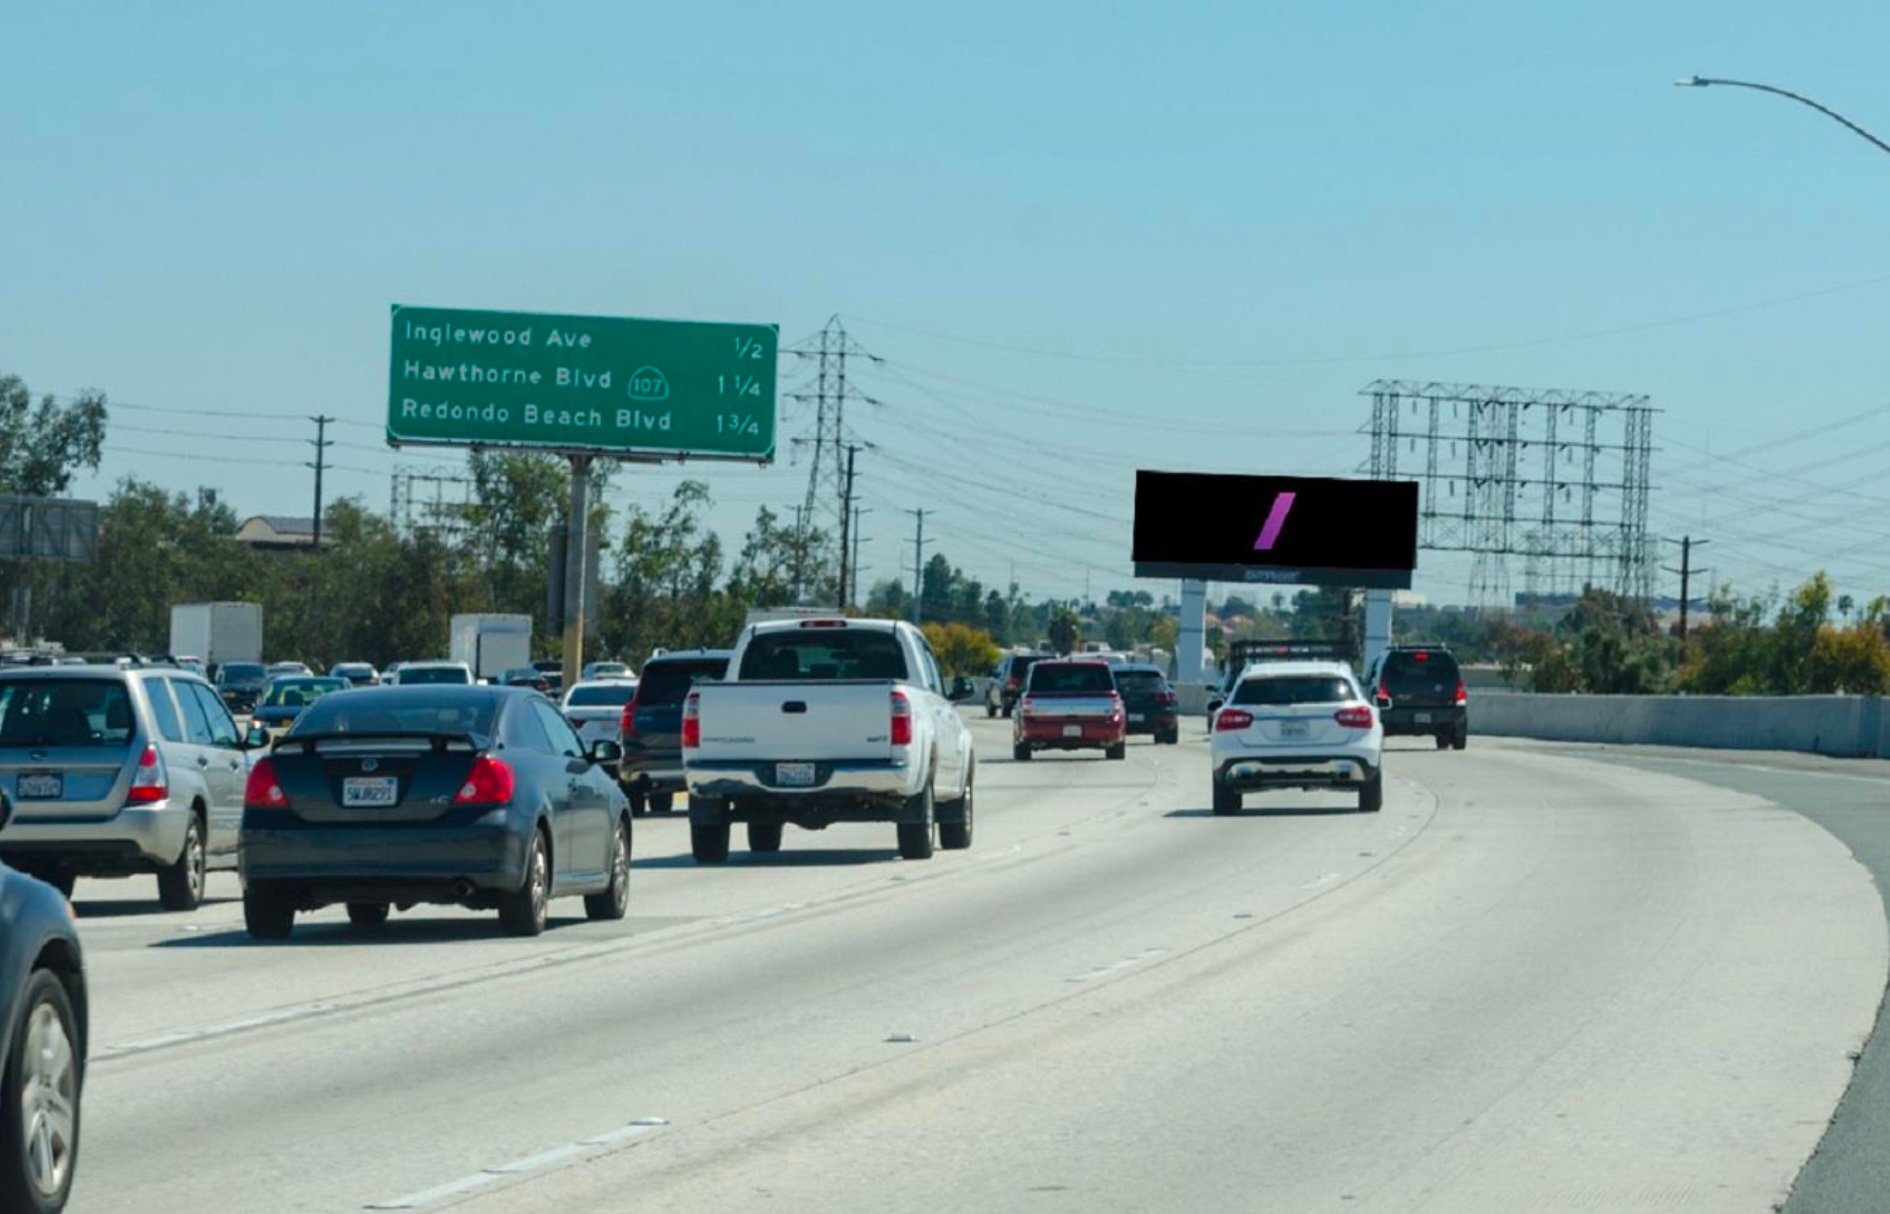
[1676,76,1890,160]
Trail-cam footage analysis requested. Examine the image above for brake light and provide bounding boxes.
[1335,706,1375,729]
[1006,676,1020,691]
[1159,690,1178,705]
[1454,679,1468,705]
[1215,709,1254,732]
[890,689,913,746]
[798,619,848,628]
[1414,652,1429,661]
[620,696,640,739]
[1018,696,1035,717]
[453,756,515,807]
[242,756,285,809]
[126,744,168,805]
[1376,680,1392,708]
[681,692,701,749]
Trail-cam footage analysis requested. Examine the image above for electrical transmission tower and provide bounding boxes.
[390,466,476,541]
[1364,380,1657,607]
[784,316,881,599]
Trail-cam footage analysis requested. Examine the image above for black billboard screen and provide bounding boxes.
[1132,471,1419,589]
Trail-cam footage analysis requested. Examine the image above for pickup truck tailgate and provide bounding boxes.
[694,681,895,763]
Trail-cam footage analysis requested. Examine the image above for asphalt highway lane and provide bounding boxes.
[61,722,1886,1213]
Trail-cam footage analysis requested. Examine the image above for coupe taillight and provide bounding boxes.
[1335,706,1375,729]
[452,756,515,807]
[681,692,701,749]
[890,690,913,746]
[126,744,168,805]
[243,756,285,809]
[1215,709,1254,732]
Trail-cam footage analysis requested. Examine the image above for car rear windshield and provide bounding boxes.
[1382,651,1460,686]
[291,694,496,738]
[638,659,727,706]
[262,678,347,707]
[1233,676,1356,706]
[1028,664,1116,693]
[0,678,136,749]
[221,663,265,681]
[1114,670,1167,694]
[567,683,636,707]
[738,630,908,681]
[399,666,471,685]
[1006,655,1048,678]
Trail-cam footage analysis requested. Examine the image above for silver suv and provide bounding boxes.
[0,665,257,909]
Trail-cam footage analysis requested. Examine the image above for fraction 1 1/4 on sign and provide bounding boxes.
[716,414,761,436]
[718,374,763,397]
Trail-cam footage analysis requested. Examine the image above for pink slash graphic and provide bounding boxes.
[1253,491,1296,551]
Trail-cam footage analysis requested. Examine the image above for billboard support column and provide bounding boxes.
[561,455,591,685]
[1363,588,1394,678]
[1178,579,1208,686]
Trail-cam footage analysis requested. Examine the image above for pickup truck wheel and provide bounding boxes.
[939,778,974,851]
[747,820,783,854]
[1211,783,1241,816]
[1012,742,1031,762]
[897,782,935,861]
[1105,742,1127,761]
[649,792,675,814]
[157,813,206,911]
[1359,771,1384,813]
[691,822,731,864]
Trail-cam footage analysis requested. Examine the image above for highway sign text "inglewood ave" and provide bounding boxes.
[386,305,778,460]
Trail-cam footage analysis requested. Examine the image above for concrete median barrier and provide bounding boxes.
[1473,691,1888,758]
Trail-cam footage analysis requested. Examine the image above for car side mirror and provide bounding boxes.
[245,724,272,750]
[589,738,623,765]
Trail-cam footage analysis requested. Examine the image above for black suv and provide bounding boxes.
[620,649,731,816]
[1364,645,1467,749]
[1111,664,1179,744]
[985,653,1053,719]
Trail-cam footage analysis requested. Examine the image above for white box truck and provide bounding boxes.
[450,614,533,682]
[169,602,263,670]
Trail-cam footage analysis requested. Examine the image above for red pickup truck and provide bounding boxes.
[1012,660,1127,761]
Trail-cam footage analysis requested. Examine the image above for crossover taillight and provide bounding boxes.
[126,744,168,805]
[1215,709,1254,732]
[1334,706,1375,729]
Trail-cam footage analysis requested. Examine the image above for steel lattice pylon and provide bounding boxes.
[1363,380,1656,607]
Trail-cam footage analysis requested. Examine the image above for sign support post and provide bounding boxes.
[561,455,591,687]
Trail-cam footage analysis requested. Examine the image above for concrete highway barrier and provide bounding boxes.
[1473,691,1890,758]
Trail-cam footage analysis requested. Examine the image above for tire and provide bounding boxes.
[1105,742,1127,761]
[1360,771,1384,813]
[1212,782,1241,816]
[1001,705,1013,719]
[898,781,935,861]
[691,822,731,864]
[939,773,974,851]
[627,789,648,818]
[156,813,207,911]
[1452,726,1468,751]
[243,888,294,940]
[1435,735,1450,750]
[585,817,632,921]
[0,970,81,1214]
[498,829,550,937]
[1012,742,1031,761]
[747,820,784,854]
[985,702,997,719]
[346,902,389,927]
[649,792,675,815]
[1159,730,1179,746]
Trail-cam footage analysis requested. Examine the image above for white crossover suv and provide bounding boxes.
[1208,660,1384,815]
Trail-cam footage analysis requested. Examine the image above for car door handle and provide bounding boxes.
[197,755,210,767]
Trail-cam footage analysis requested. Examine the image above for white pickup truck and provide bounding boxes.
[682,618,976,863]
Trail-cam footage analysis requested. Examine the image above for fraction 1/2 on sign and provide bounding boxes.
[716,414,761,436]
[718,374,763,398]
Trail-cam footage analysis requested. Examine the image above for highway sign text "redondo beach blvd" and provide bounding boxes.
[386,305,778,461]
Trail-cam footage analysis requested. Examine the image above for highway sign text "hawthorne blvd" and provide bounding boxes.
[387,305,778,460]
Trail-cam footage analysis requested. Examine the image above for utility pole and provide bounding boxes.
[1662,536,1710,641]
[307,415,333,548]
[836,443,861,611]
[908,508,931,624]
[561,456,593,683]
[851,505,870,608]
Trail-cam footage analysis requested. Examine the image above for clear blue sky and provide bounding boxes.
[5,1,1889,609]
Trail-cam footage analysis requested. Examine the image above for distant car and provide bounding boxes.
[0,797,87,1213]
[214,661,269,713]
[619,649,729,817]
[1012,660,1127,761]
[580,661,632,681]
[327,662,380,688]
[174,655,207,678]
[250,676,350,734]
[239,685,631,938]
[985,653,1054,719]
[1363,644,1468,750]
[1112,664,1180,744]
[265,662,312,679]
[0,665,256,908]
[500,667,552,694]
[531,659,564,695]
[561,679,639,756]
[1209,660,1383,815]
[386,661,473,687]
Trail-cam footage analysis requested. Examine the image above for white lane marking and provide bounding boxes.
[362,1119,667,1210]
[713,901,808,925]
[1065,947,1165,983]
[101,1004,340,1059]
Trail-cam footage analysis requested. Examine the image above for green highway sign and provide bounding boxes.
[387,305,778,460]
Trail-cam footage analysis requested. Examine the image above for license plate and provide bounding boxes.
[1062,724,1083,737]
[776,762,816,787]
[342,776,399,807]
[16,772,62,800]
[1412,712,1433,724]
[1278,721,1311,739]
[1128,713,1145,723]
